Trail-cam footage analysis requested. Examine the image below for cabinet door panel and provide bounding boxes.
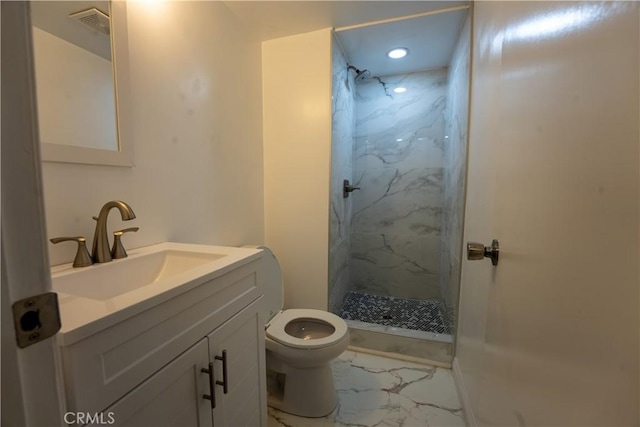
[99,339,212,427]
[207,298,266,427]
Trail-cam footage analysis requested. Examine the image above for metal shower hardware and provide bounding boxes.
[343,180,361,198]
[347,64,371,83]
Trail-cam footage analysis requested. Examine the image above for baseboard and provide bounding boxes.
[347,345,452,368]
[452,357,475,427]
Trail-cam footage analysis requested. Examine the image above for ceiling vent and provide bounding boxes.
[69,8,110,36]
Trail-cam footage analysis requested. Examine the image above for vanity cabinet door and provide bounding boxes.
[207,298,267,427]
[99,338,213,427]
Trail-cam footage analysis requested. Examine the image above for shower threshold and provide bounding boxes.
[339,291,452,344]
[344,319,452,344]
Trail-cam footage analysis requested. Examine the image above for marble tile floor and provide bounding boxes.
[267,350,465,427]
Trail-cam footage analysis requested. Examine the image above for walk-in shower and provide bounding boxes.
[328,5,472,363]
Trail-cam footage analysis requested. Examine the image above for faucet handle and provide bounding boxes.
[50,237,94,268]
[111,227,139,259]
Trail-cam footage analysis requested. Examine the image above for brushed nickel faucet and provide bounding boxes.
[111,227,139,259]
[49,236,94,268]
[91,200,136,263]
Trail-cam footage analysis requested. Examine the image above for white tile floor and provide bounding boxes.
[267,350,465,427]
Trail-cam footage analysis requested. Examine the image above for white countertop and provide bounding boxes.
[53,242,262,346]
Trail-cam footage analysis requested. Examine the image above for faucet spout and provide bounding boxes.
[92,200,136,263]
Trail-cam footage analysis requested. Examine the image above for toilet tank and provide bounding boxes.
[244,246,283,323]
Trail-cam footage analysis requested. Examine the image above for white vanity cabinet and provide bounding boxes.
[99,338,212,426]
[57,252,267,427]
[101,299,266,427]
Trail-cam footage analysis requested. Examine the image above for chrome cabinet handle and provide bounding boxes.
[201,362,216,408]
[49,236,93,268]
[467,239,500,266]
[215,350,228,394]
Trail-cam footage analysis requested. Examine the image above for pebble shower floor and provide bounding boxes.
[339,291,451,335]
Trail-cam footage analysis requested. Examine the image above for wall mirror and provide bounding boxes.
[30,1,133,167]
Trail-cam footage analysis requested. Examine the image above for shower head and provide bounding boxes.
[355,69,371,83]
[347,65,371,83]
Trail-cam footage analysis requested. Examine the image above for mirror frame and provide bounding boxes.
[40,1,134,167]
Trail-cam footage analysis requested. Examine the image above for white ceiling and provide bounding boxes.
[336,7,469,77]
[222,1,469,41]
[223,1,470,77]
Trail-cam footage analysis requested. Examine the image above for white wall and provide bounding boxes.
[456,2,639,425]
[43,1,264,266]
[262,29,332,310]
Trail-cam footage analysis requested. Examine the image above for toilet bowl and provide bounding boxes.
[253,246,349,418]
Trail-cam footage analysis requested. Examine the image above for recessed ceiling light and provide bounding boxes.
[387,48,408,59]
[394,87,407,94]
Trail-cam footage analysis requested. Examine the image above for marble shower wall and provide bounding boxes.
[351,69,448,300]
[440,15,471,329]
[328,34,356,314]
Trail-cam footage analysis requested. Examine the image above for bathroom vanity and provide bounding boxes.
[53,243,267,426]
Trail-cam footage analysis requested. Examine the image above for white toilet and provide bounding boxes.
[257,246,350,418]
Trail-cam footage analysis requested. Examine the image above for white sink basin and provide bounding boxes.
[53,249,225,300]
[51,242,262,344]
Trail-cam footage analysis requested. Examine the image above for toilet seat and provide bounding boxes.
[267,309,348,349]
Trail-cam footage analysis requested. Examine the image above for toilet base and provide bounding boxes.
[266,361,337,418]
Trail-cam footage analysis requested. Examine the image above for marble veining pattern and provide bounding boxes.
[350,232,440,300]
[354,71,447,168]
[439,15,471,333]
[351,70,447,301]
[352,167,443,236]
[329,34,356,314]
[267,350,464,427]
